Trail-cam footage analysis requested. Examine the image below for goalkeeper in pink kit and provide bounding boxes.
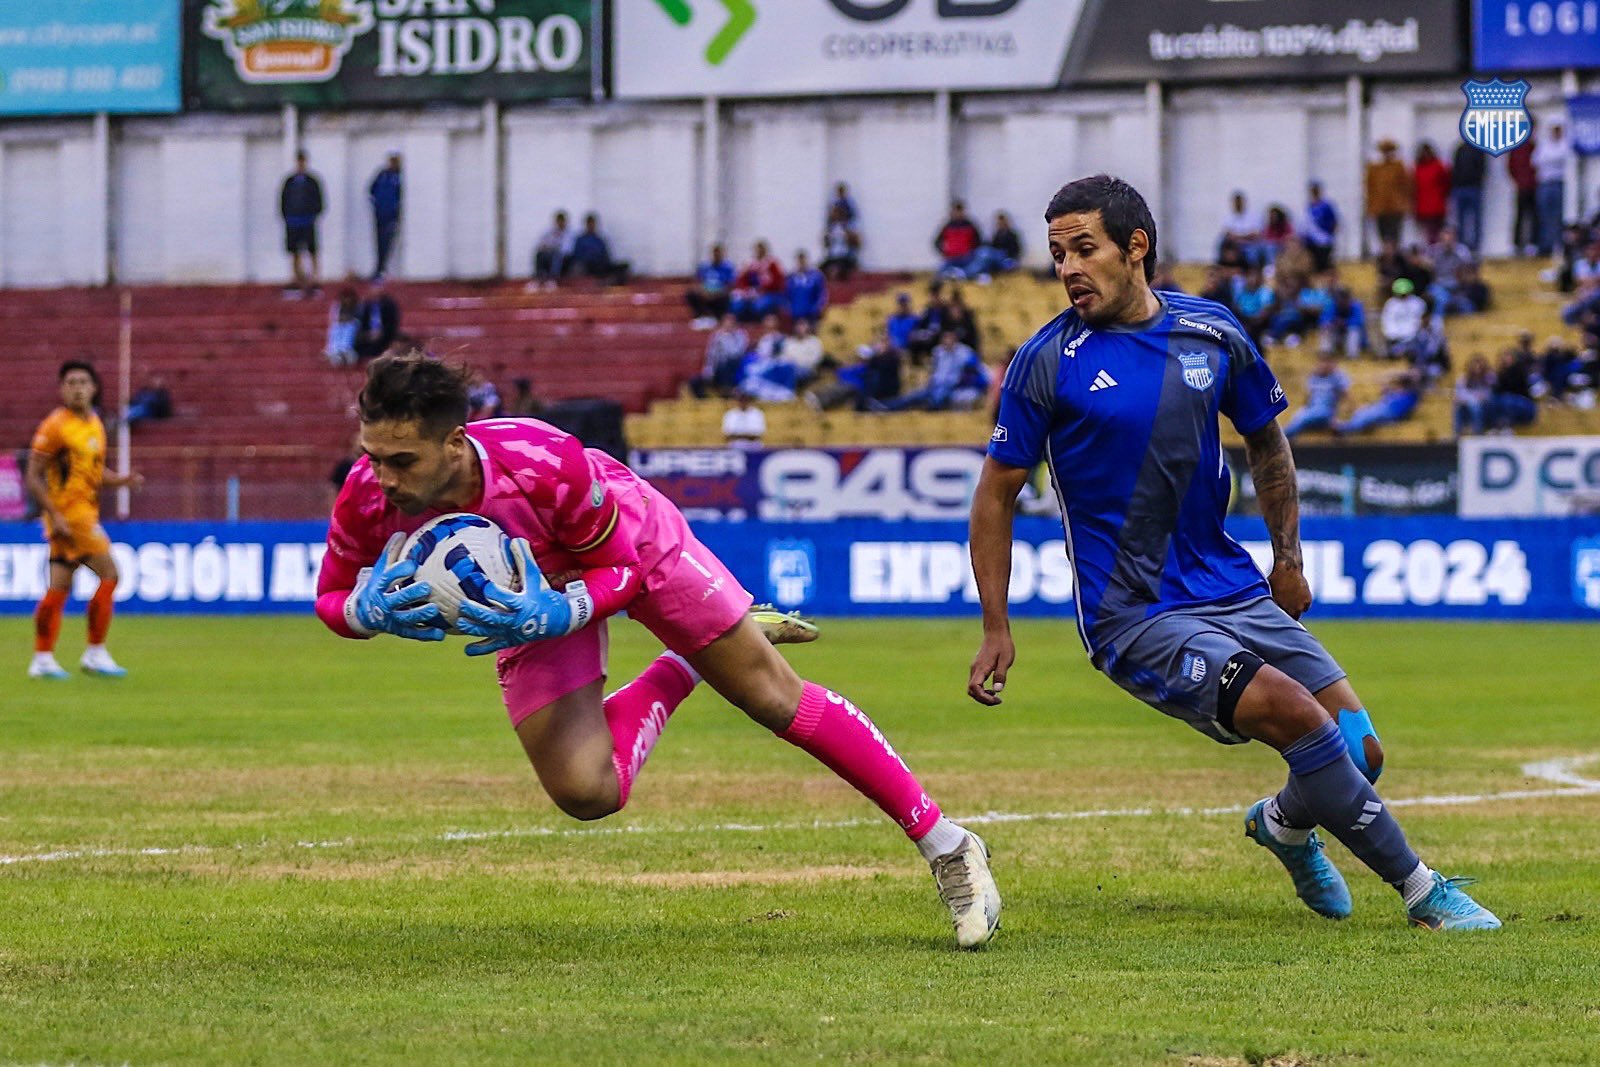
[316,354,1000,948]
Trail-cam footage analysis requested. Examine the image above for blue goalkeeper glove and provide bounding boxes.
[456,537,595,657]
[345,531,446,641]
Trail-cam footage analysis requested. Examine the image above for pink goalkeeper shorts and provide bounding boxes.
[497,493,752,727]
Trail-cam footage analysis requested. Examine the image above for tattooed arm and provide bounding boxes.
[1244,418,1312,618]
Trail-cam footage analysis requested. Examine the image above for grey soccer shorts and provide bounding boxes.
[1097,595,1346,745]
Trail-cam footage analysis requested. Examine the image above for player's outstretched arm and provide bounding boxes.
[967,458,1031,706]
[342,532,447,642]
[456,538,594,657]
[1244,419,1311,619]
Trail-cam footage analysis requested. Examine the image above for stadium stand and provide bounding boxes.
[1,275,898,519]
[628,257,1600,450]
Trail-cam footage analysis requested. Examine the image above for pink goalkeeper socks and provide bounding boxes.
[605,652,698,808]
[780,681,942,840]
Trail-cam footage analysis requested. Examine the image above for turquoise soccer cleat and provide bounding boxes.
[1244,798,1353,919]
[79,647,128,678]
[27,656,71,681]
[1407,873,1502,931]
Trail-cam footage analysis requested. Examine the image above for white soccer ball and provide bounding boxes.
[400,513,523,631]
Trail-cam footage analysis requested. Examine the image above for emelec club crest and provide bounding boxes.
[203,0,376,84]
[1179,351,1213,391]
[1460,78,1532,158]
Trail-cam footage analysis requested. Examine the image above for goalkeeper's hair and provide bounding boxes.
[358,351,470,441]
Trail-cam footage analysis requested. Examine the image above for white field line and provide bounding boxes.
[2,755,1598,868]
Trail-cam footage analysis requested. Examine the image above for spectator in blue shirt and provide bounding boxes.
[1284,355,1350,438]
[686,243,735,326]
[369,152,403,280]
[1335,370,1421,435]
[1231,264,1276,345]
[876,330,988,412]
[1301,181,1339,272]
[785,251,829,327]
[1319,274,1368,357]
[885,292,918,352]
[570,212,629,285]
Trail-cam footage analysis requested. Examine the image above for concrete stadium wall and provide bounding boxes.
[0,74,1592,287]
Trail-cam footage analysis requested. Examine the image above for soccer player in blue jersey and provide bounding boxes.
[968,175,1499,931]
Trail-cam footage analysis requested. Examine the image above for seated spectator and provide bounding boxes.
[1199,265,1237,310]
[324,285,360,366]
[1375,239,1432,304]
[504,376,544,417]
[885,292,918,351]
[570,212,630,285]
[1571,239,1600,294]
[820,203,860,281]
[532,210,573,287]
[1454,355,1494,436]
[933,200,984,278]
[1284,355,1349,438]
[737,316,799,403]
[1267,274,1333,348]
[1219,191,1265,266]
[688,313,749,399]
[468,379,502,420]
[1489,348,1538,429]
[1318,275,1369,358]
[807,329,902,411]
[962,211,1022,279]
[1380,278,1427,360]
[785,250,828,327]
[1537,336,1583,402]
[782,317,830,385]
[352,279,400,360]
[1231,265,1276,345]
[1410,323,1451,383]
[1423,227,1477,322]
[1214,236,1249,272]
[876,330,988,412]
[1262,205,1295,266]
[721,392,766,448]
[686,243,736,326]
[1334,369,1422,435]
[125,376,173,428]
[945,288,982,354]
[730,240,785,321]
[906,282,949,365]
[1448,262,1492,315]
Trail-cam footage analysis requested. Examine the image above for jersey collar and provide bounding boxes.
[1097,291,1170,334]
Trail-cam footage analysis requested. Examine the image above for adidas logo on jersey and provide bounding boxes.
[1088,370,1118,392]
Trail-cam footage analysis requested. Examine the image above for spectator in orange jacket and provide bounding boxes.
[1365,138,1411,247]
[1412,141,1452,244]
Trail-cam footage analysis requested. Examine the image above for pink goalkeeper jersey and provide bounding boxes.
[317,419,649,637]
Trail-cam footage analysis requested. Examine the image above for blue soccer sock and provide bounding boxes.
[1273,720,1425,890]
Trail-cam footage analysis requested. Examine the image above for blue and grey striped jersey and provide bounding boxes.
[988,291,1287,659]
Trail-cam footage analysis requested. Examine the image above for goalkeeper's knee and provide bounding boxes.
[1337,707,1383,783]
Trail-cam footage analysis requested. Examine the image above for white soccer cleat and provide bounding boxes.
[28,654,71,681]
[79,647,128,678]
[750,604,820,645]
[930,830,1002,950]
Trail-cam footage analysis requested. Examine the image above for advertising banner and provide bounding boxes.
[0,0,180,116]
[186,0,592,110]
[1,517,1596,619]
[1064,0,1463,85]
[1568,93,1600,155]
[1459,436,1600,516]
[1474,0,1600,72]
[0,455,27,522]
[632,445,1460,524]
[1227,444,1458,517]
[612,0,1083,99]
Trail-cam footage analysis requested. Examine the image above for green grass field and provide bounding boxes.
[2,616,1598,1065]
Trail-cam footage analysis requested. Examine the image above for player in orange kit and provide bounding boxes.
[26,361,143,679]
